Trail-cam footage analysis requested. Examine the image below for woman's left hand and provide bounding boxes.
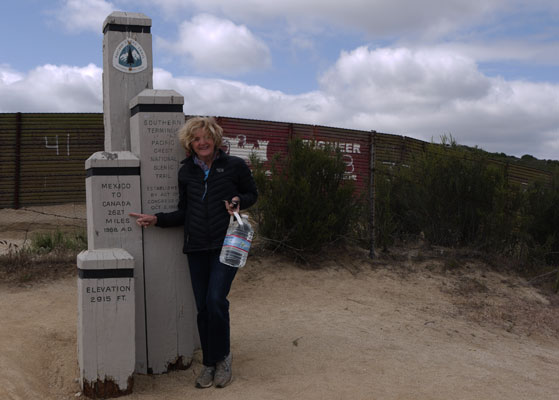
[225,196,240,216]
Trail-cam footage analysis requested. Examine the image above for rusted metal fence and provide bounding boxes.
[0,113,553,209]
[1,113,104,208]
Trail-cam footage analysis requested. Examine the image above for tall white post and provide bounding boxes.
[103,11,153,152]
[130,89,198,374]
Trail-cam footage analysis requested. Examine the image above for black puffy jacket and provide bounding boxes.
[155,150,257,253]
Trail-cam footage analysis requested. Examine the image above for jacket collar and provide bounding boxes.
[181,148,229,165]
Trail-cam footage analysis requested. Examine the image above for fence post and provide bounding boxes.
[14,112,22,209]
[369,131,377,259]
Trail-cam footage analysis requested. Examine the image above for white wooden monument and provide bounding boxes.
[130,89,198,374]
[77,12,198,398]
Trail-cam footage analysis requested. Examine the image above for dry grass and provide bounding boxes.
[0,250,77,285]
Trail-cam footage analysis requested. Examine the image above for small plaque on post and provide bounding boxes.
[112,39,148,73]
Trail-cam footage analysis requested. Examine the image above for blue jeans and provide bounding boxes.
[187,249,238,366]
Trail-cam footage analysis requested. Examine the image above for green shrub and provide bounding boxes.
[374,134,559,271]
[376,135,512,247]
[250,138,362,254]
[372,164,400,251]
[29,229,87,253]
[520,178,559,266]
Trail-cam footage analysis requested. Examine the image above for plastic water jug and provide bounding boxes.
[220,212,254,268]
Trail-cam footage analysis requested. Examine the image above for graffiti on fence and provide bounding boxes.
[302,139,360,180]
[44,134,70,156]
[223,135,269,163]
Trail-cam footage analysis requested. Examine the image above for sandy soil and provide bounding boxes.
[1,206,559,400]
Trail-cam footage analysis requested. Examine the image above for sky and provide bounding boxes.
[1,0,559,160]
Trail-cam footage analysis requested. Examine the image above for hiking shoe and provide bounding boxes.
[195,366,215,388]
[214,353,232,388]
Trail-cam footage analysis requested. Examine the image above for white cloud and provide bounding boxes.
[138,1,559,71]
[2,47,558,159]
[154,43,559,159]
[55,0,116,33]
[319,47,491,111]
[0,64,24,85]
[317,46,559,158]
[157,14,271,76]
[153,68,333,123]
[136,0,503,38]
[0,64,102,112]
[427,41,559,66]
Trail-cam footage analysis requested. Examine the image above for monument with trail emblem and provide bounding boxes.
[77,11,198,398]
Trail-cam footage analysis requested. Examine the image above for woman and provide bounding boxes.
[130,116,257,389]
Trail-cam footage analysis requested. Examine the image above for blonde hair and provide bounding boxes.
[178,116,223,155]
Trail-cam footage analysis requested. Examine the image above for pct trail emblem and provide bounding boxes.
[112,39,147,73]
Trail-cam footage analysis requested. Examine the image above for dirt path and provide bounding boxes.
[1,248,559,400]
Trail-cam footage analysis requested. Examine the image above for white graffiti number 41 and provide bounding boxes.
[44,134,70,156]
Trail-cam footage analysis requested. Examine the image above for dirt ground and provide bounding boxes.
[1,205,559,400]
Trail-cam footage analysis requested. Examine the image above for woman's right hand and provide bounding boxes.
[224,196,240,216]
[129,212,157,228]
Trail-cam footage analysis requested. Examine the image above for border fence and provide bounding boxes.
[0,112,553,209]
[0,113,103,208]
